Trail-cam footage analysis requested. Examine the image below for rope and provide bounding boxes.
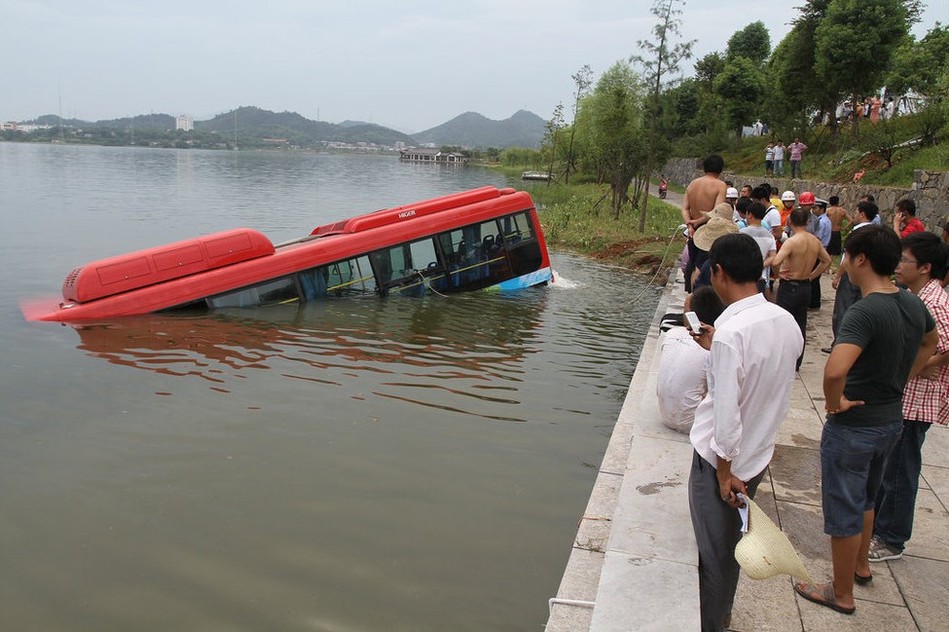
[619,223,687,307]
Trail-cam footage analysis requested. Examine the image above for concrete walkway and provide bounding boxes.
[546,271,949,631]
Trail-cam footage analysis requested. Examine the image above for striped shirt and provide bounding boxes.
[903,279,949,425]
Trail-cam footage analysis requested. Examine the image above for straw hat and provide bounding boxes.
[693,203,738,251]
[734,498,814,583]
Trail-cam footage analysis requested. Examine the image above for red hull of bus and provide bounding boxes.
[22,186,552,322]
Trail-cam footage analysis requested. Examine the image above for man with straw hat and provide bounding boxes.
[689,202,739,290]
[687,233,803,632]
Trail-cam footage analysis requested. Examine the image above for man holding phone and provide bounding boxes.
[687,233,803,631]
[892,199,925,237]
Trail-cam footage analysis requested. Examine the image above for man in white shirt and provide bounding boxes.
[688,233,804,632]
[657,287,725,433]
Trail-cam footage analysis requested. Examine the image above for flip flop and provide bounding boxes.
[854,572,872,586]
[794,581,856,615]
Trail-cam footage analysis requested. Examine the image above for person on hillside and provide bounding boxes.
[688,233,803,632]
[824,201,878,352]
[770,208,832,369]
[825,195,850,256]
[682,155,728,292]
[773,141,786,177]
[740,201,777,299]
[764,142,775,176]
[656,287,726,434]
[795,225,936,617]
[892,198,925,237]
[869,231,949,564]
[789,138,808,178]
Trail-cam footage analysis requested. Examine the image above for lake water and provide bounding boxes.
[0,143,661,631]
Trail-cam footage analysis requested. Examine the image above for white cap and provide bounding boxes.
[781,190,796,202]
[726,187,739,199]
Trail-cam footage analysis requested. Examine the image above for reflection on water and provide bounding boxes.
[0,144,664,631]
[74,291,548,423]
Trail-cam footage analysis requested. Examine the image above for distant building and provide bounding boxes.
[398,148,466,164]
[175,115,194,132]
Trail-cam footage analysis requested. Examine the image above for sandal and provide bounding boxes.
[854,572,872,586]
[794,581,856,615]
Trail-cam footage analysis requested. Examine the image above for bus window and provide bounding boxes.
[208,276,298,309]
[502,212,543,276]
[327,255,377,295]
[501,211,535,244]
[299,255,378,300]
[371,238,445,296]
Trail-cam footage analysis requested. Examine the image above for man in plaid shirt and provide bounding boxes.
[870,231,949,562]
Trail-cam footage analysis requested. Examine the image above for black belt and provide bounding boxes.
[782,278,809,285]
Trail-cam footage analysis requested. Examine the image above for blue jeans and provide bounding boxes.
[774,159,784,176]
[821,419,902,537]
[873,419,931,550]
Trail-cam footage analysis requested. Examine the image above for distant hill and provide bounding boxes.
[413,110,546,149]
[34,113,176,130]
[21,107,546,149]
[197,107,415,146]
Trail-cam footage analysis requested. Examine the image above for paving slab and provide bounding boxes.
[546,270,949,632]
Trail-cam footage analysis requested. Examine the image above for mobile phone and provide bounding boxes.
[684,311,702,334]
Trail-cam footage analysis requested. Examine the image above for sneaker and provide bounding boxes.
[868,536,903,562]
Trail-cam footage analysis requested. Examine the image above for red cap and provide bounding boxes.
[799,191,815,205]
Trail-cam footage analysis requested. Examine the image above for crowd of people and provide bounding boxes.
[660,154,949,631]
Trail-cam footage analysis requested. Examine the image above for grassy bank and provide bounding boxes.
[529,183,685,279]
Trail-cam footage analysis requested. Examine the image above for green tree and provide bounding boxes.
[814,0,911,136]
[564,64,594,184]
[763,1,828,136]
[630,0,695,230]
[694,52,725,89]
[584,62,647,219]
[713,56,766,134]
[725,21,771,66]
[543,103,566,182]
[885,23,949,96]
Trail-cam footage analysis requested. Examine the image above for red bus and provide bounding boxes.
[22,186,553,322]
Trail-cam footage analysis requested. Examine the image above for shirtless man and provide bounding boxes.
[682,154,728,291]
[825,196,850,256]
[770,208,832,369]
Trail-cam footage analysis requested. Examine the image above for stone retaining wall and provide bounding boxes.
[660,157,947,228]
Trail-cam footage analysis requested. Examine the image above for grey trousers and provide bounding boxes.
[688,450,766,632]
[831,272,862,341]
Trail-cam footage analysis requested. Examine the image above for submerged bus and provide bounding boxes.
[22,186,553,322]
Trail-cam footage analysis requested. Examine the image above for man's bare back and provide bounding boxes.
[771,228,831,280]
[682,174,727,234]
[825,205,850,231]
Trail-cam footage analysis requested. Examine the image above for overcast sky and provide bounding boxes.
[4,0,947,133]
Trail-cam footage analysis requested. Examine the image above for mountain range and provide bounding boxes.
[30,107,547,149]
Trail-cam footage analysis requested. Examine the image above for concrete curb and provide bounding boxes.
[546,271,699,631]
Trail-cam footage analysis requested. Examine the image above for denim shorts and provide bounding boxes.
[820,419,902,537]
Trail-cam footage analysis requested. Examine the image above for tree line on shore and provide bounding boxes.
[505,0,949,231]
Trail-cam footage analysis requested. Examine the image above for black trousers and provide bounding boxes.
[689,451,766,632]
[777,279,809,370]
